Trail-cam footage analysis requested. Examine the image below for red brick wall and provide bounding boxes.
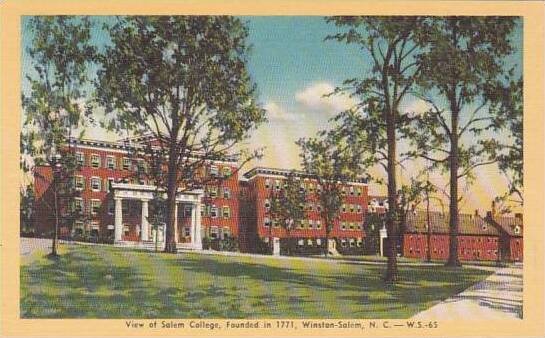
[403,233,502,261]
[510,237,523,261]
[243,175,368,241]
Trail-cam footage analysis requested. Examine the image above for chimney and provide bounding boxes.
[474,209,479,217]
[491,200,497,219]
[515,213,523,221]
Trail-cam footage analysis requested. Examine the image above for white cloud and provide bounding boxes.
[264,101,300,121]
[294,82,356,114]
[401,98,433,117]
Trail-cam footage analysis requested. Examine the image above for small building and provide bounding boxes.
[403,209,523,262]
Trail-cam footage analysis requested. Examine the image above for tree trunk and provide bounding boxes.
[164,143,179,253]
[324,227,329,257]
[384,110,398,282]
[426,189,432,262]
[446,104,462,267]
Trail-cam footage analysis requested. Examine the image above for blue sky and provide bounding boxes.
[21,16,523,212]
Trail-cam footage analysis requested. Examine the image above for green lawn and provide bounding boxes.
[21,244,492,318]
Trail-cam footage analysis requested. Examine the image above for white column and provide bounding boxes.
[114,197,123,242]
[379,225,388,256]
[141,199,149,242]
[174,202,179,244]
[194,201,202,250]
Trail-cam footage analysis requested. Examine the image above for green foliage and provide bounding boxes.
[22,16,96,171]
[482,78,523,204]
[20,185,36,235]
[95,16,266,251]
[268,172,307,239]
[297,131,362,238]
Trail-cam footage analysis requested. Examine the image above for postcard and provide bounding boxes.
[1,1,544,337]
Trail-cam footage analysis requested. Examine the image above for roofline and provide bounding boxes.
[242,166,368,185]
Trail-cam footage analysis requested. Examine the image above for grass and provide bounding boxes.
[20,244,493,319]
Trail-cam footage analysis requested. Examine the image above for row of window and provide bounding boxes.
[73,175,115,192]
[76,152,139,171]
[208,165,233,178]
[201,205,231,219]
[262,218,363,231]
[262,199,364,214]
[263,179,364,196]
[205,186,232,199]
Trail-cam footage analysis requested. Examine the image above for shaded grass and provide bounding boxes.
[20,244,493,318]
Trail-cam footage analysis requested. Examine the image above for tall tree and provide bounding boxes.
[268,172,307,255]
[407,17,518,266]
[96,16,266,253]
[325,17,424,282]
[483,78,523,205]
[22,16,96,256]
[297,129,365,257]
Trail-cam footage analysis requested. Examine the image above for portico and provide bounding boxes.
[111,183,204,250]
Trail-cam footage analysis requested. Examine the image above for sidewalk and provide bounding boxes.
[412,264,523,320]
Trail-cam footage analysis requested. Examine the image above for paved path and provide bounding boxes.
[412,264,523,320]
[20,237,53,257]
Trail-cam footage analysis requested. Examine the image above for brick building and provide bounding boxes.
[33,137,240,250]
[403,209,523,262]
[240,167,368,255]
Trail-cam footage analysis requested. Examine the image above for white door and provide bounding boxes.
[273,237,281,256]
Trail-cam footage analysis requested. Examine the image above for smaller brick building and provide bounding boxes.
[240,167,368,255]
[403,210,523,262]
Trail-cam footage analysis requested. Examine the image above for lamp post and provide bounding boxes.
[51,153,62,257]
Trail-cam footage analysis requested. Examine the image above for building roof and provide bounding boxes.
[242,166,368,184]
[486,214,523,237]
[404,211,501,236]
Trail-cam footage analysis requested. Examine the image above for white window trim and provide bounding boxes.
[74,175,85,191]
[90,198,101,215]
[106,155,116,169]
[122,157,131,170]
[76,152,85,165]
[90,154,101,168]
[90,176,101,192]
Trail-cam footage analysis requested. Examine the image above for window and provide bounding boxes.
[222,227,231,239]
[210,226,219,239]
[223,187,231,199]
[342,204,347,213]
[308,203,314,211]
[273,219,280,228]
[317,205,322,212]
[264,199,271,210]
[210,206,218,218]
[264,218,271,227]
[341,239,347,248]
[91,154,101,168]
[341,222,346,230]
[274,179,281,191]
[76,152,85,166]
[74,175,85,191]
[357,205,362,213]
[265,178,270,189]
[208,186,218,198]
[137,159,146,172]
[308,183,315,193]
[74,221,84,231]
[356,187,362,196]
[184,227,191,237]
[106,156,116,170]
[120,157,130,171]
[309,220,315,229]
[349,222,355,230]
[349,204,355,213]
[90,177,101,191]
[90,199,101,215]
[184,206,192,217]
[349,186,355,196]
[316,220,322,229]
[222,206,231,219]
[210,165,219,177]
[357,223,362,230]
[74,198,84,213]
[222,166,232,178]
[514,226,521,234]
[317,184,322,193]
